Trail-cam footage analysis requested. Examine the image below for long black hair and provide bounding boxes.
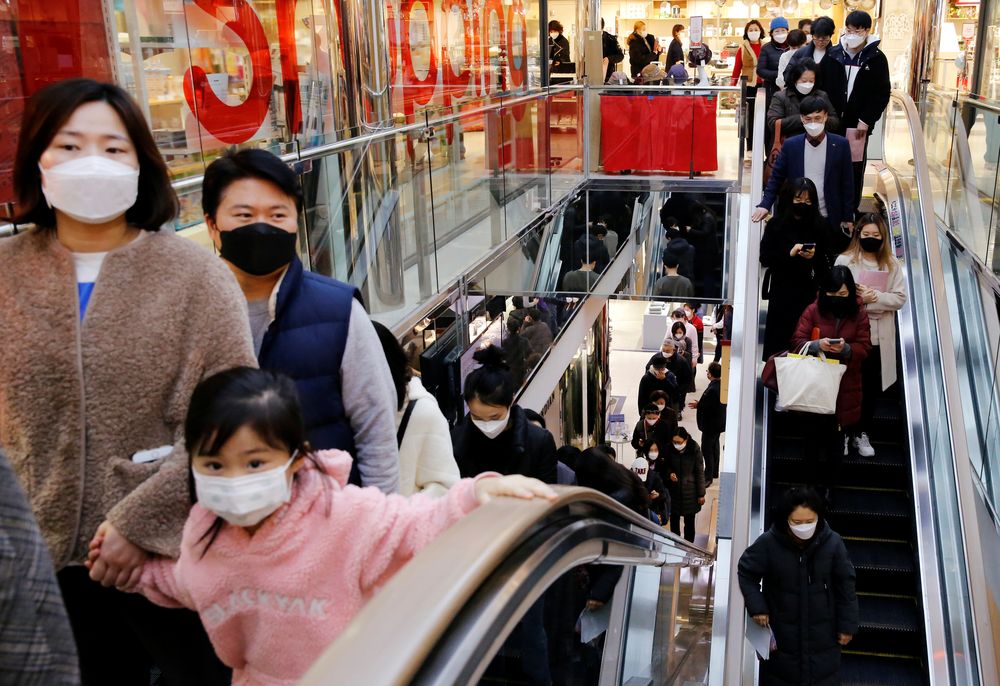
[462,345,516,408]
[774,177,821,228]
[373,321,411,411]
[573,448,649,516]
[185,366,314,555]
[818,265,860,318]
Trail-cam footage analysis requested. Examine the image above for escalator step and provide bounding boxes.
[827,489,911,541]
[840,653,924,686]
[769,440,909,490]
[845,540,916,596]
[858,595,921,633]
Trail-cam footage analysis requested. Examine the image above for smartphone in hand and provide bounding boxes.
[802,243,816,250]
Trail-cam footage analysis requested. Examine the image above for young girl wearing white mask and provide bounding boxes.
[451,346,559,483]
[1,78,256,683]
[87,366,555,685]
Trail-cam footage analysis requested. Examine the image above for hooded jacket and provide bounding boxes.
[738,520,859,686]
[827,37,891,129]
[663,440,706,515]
[396,377,461,497]
[135,451,491,686]
[451,405,558,484]
[0,228,256,567]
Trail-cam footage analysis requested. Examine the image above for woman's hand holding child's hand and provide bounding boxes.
[475,475,558,504]
[86,521,146,591]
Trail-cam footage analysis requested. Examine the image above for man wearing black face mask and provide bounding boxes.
[203,149,400,494]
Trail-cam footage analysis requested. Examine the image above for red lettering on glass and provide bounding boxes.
[400,0,437,106]
[506,0,527,88]
[440,0,472,102]
[482,0,505,94]
[183,0,273,144]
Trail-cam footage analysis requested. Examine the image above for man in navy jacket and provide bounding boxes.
[203,149,399,493]
[752,95,854,249]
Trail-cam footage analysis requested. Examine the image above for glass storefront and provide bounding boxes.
[0,0,546,221]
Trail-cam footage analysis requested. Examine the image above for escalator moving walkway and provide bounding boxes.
[766,388,926,684]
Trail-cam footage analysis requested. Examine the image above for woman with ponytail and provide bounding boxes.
[451,346,558,484]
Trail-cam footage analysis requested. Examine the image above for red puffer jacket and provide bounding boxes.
[790,297,872,427]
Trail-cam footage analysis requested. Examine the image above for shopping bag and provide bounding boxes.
[773,344,846,415]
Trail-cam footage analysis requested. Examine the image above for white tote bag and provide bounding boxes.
[774,344,847,415]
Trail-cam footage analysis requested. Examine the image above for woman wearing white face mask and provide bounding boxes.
[732,20,766,153]
[0,79,256,683]
[627,20,661,80]
[664,428,705,543]
[738,486,858,686]
[451,346,558,484]
[767,60,841,146]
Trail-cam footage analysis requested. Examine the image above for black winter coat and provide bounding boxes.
[452,404,558,483]
[696,378,726,435]
[631,416,675,454]
[759,213,833,360]
[790,46,848,133]
[628,32,656,79]
[827,40,891,129]
[756,41,789,100]
[636,370,678,413]
[738,521,859,686]
[664,441,705,515]
[646,351,691,403]
[666,38,685,68]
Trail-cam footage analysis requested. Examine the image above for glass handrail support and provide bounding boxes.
[298,488,712,686]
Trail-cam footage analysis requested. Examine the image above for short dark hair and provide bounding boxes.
[523,408,546,428]
[776,485,825,523]
[671,308,686,319]
[650,353,668,369]
[812,16,835,37]
[372,321,411,411]
[643,403,661,415]
[845,10,872,30]
[202,149,304,220]
[671,321,687,336]
[592,222,607,238]
[463,345,516,408]
[672,426,691,441]
[13,78,178,230]
[798,18,813,29]
[708,362,722,378]
[786,29,807,48]
[650,390,669,402]
[525,307,543,321]
[799,95,830,116]
[785,58,818,89]
[549,20,563,33]
[743,20,765,41]
[664,255,680,268]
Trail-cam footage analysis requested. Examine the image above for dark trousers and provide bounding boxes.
[57,566,230,686]
[511,597,552,686]
[670,512,697,543]
[851,131,872,210]
[702,431,721,479]
[860,345,883,434]
[798,412,844,489]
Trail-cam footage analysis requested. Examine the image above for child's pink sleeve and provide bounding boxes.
[135,556,193,610]
[359,473,497,592]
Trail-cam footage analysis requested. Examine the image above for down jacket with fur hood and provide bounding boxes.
[0,228,256,568]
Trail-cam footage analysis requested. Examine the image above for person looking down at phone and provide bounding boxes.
[790,266,871,495]
[759,178,833,360]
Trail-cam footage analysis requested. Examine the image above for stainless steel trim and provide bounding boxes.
[712,87,766,686]
[957,94,1000,116]
[298,488,712,686]
[875,163,951,685]
[891,90,999,685]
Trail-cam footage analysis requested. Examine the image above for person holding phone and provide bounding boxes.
[791,266,871,496]
[759,178,833,360]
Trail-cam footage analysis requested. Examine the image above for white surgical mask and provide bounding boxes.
[645,418,658,426]
[674,441,687,451]
[673,333,684,340]
[639,30,647,37]
[806,34,813,43]
[795,81,815,95]
[772,30,788,43]
[194,453,297,528]
[550,32,558,38]
[803,121,826,136]
[655,403,666,411]
[40,156,140,224]
[472,410,509,439]
[648,451,659,460]
[788,520,818,540]
[842,33,865,50]
[747,30,761,41]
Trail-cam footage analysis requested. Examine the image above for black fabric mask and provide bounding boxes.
[859,237,883,253]
[791,203,812,217]
[219,223,297,276]
[821,294,854,318]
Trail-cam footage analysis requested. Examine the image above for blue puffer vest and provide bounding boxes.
[258,258,360,458]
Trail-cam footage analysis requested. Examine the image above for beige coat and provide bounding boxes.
[836,253,906,389]
[0,228,255,568]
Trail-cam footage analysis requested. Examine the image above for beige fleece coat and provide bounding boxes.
[0,228,256,568]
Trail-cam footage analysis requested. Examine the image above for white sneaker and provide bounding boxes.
[853,432,875,458]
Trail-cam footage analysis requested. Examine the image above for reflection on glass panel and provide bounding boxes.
[548,90,585,202]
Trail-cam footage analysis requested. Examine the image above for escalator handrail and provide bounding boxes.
[887,90,999,685]
[298,486,712,686]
